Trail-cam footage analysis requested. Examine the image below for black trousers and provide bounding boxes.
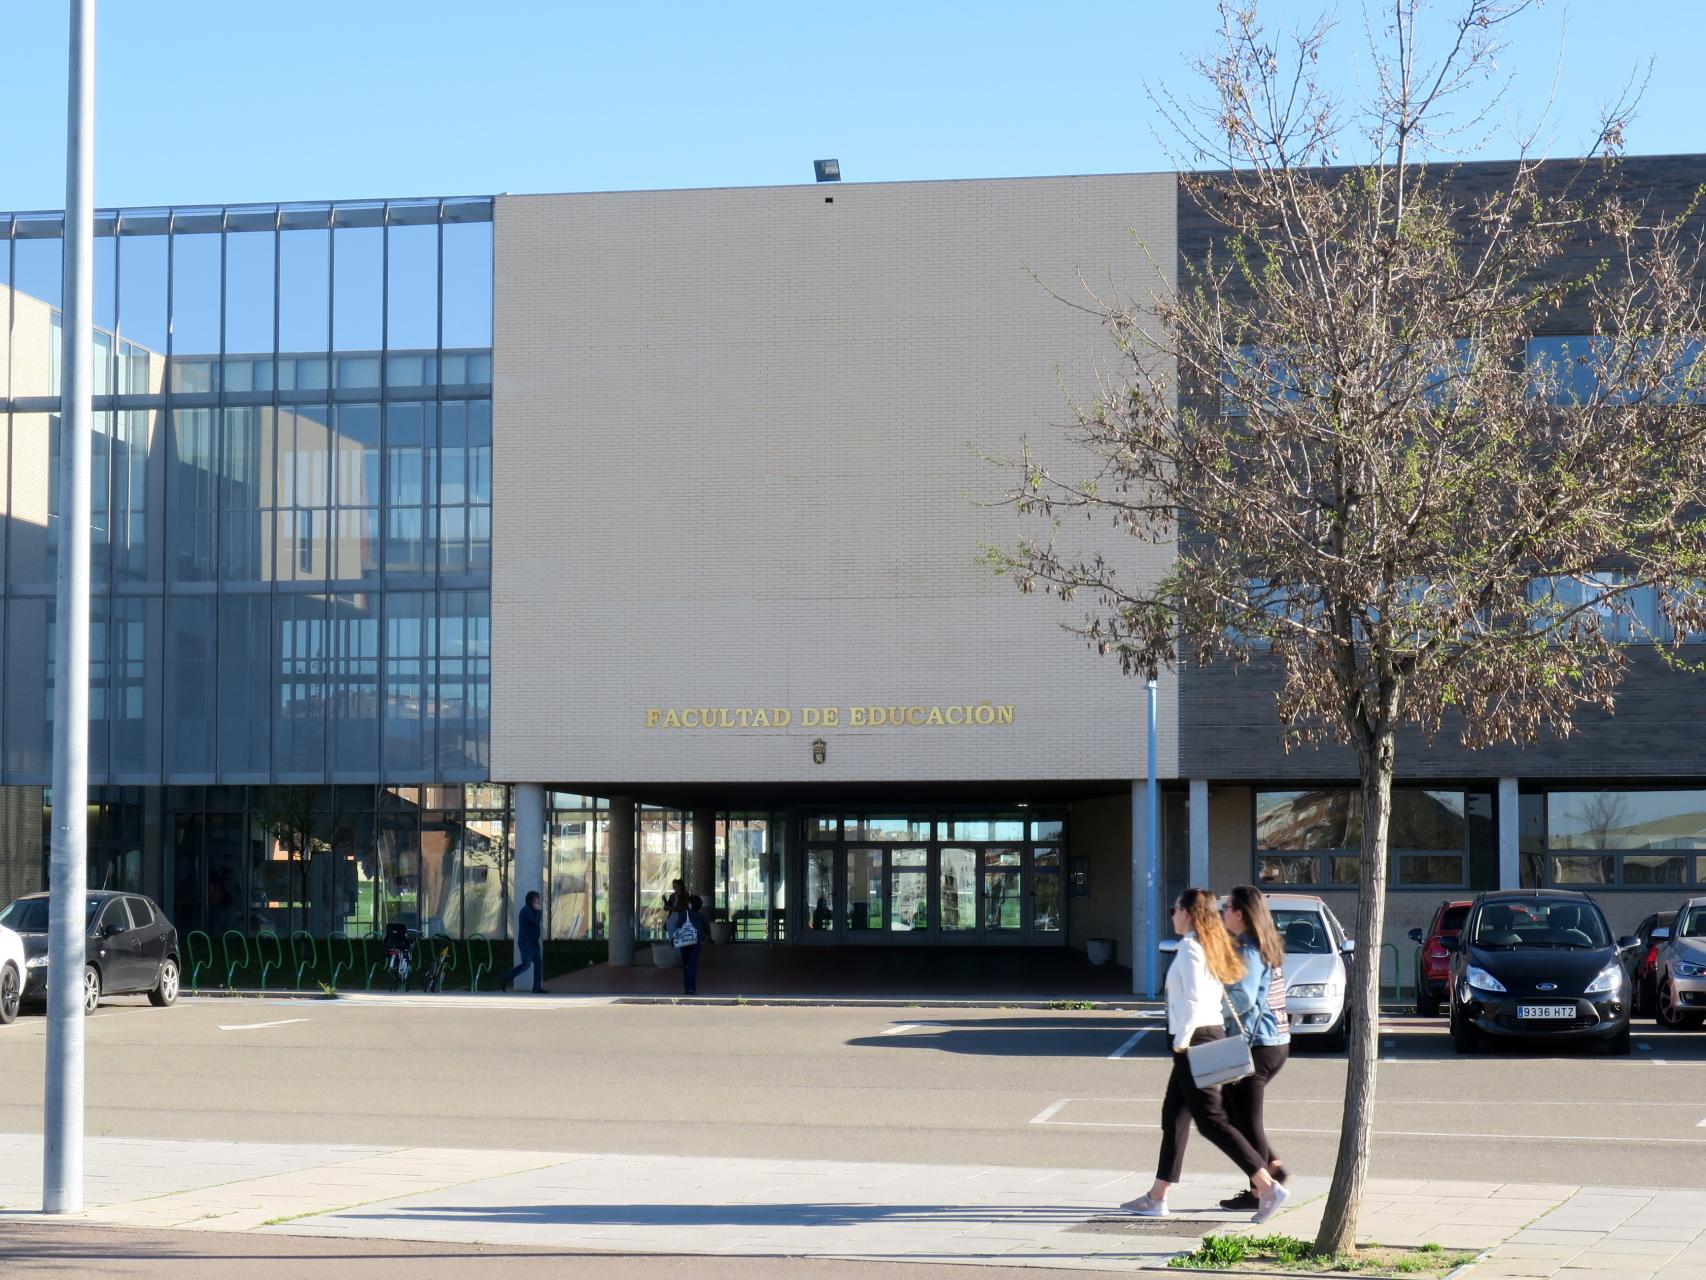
[680,944,702,994]
[1156,1027,1266,1184]
[1222,1042,1288,1168]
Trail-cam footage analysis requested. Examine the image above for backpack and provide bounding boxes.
[672,916,699,948]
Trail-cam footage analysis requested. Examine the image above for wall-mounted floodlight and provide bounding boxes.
[814,159,841,183]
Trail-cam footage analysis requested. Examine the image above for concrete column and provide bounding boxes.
[690,809,716,906]
[606,797,636,966]
[1498,777,1520,890]
[512,784,546,962]
[1188,779,1210,890]
[1131,780,1155,997]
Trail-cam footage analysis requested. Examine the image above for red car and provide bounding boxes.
[1409,899,1472,1017]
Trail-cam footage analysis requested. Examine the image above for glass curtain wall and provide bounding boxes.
[0,199,494,787]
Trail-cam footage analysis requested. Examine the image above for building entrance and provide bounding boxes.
[798,810,1065,945]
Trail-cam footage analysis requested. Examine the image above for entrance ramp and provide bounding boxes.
[544,945,1137,1002]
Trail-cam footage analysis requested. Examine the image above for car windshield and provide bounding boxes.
[1472,899,1611,949]
[0,898,101,932]
[1678,906,1706,939]
[1440,906,1468,932]
[1272,909,1333,954]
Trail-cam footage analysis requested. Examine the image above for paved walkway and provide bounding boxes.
[3,1132,1703,1274]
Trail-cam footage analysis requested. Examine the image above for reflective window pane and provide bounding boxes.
[332,225,382,387]
[386,221,438,357]
[846,849,882,931]
[218,596,271,775]
[441,219,492,349]
[330,595,379,774]
[940,847,976,932]
[806,848,835,932]
[225,227,275,384]
[274,593,329,774]
[166,598,216,774]
[1547,790,1706,851]
[279,226,329,384]
[169,232,221,390]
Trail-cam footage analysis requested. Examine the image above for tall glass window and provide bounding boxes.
[1,197,492,789]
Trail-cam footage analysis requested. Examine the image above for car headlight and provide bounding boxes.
[25,954,48,969]
[1287,983,1336,999]
[1672,962,1706,979]
[1466,965,1507,993]
[1584,963,1624,995]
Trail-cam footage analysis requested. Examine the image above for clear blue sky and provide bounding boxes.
[0,1,1701,211]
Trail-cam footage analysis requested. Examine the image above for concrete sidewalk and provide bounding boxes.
[2,1132,1703,1274]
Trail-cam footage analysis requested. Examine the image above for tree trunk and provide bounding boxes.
[1313,736,1395,1256]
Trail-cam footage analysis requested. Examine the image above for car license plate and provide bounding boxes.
[1517,1004,1575,1019]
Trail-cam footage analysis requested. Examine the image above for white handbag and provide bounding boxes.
[1186,990,1256,1088]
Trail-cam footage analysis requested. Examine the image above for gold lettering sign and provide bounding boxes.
[644,703,1015,729]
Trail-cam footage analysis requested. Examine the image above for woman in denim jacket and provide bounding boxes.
[1218,883,1292,1210]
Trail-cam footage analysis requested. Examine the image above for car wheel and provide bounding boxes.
[82,965,101,1015]
[1450,1002,1477,1054]
[1658,977,1705,1030]
[148,957,179,1008]
[1416,987,1440,1018]
[0,963,20,1025]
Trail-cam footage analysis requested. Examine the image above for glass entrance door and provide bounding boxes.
[798,811,1066,945]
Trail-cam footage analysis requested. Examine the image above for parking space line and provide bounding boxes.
[217,1018,309,1032]
[1107,1029,1153,1060]
[880,1023,926,1036]
[1030,1098,1073,1125]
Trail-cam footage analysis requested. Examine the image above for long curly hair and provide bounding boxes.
[1178,887,1245,985]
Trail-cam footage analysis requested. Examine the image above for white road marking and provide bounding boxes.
[1030,1098,1074,1125]
[880,1023,925,1036]
[1107,1029,1154,1060]
[1698,1115,1706,1128]
[217,1018,309,1032]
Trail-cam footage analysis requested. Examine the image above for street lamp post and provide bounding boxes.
[1144,675,1160,999]
[43,0,95,1216]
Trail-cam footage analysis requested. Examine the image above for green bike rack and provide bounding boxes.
[185,931,214,994]
[254,931,284,991]
[1414,944,1425,1005]
[426,933,457,992]
[220,930,251,990]
[361,931,380,990]
[290,931,318,990]
[466,934,495,993]
[329,931,356,990]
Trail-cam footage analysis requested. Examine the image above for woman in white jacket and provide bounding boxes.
[1121,888,1290,1224]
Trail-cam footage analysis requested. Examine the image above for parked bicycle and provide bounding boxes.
[382,922,419,992]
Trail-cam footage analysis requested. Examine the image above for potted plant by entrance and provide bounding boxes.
[710,910,733,946]
[1086,938,1115,966]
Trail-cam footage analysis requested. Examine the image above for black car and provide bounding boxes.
[0,891,181,1013]
[1445,889,1637,1055]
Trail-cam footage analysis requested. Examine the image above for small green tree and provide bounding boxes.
[990,0,1706,1253]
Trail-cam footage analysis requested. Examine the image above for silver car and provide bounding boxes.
[1654,896,1706,1030]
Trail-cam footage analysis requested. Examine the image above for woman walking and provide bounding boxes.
[1122,888,1290,1223]
[1218,884,1291,1211]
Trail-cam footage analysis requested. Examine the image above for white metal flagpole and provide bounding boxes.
[43,0,95,1216]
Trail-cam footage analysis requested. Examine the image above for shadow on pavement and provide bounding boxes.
[847,1015,1158,1057]
[334,1200,1104,1229]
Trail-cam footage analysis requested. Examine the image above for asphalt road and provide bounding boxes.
[1,994,1704,1187]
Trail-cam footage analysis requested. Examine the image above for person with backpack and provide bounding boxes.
[1120,888,1289,1224]
[674,893,712,995]
[1218,884,1292,1210]
[499,890,546,994]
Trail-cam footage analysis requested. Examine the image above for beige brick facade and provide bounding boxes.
[491,174,1178,785]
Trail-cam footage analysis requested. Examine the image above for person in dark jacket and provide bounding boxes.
[499,891,546,993]
[677,894,713,995]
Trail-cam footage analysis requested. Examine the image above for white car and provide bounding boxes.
[0,923,24,1025]
[1265,893,1354,1051]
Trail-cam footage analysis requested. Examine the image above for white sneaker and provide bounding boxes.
[1120,1194,1169,1217]
[1251,1181,1290,1225]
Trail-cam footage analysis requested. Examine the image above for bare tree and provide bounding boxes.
[255,787,349,937]
[989,0,1706,1254]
